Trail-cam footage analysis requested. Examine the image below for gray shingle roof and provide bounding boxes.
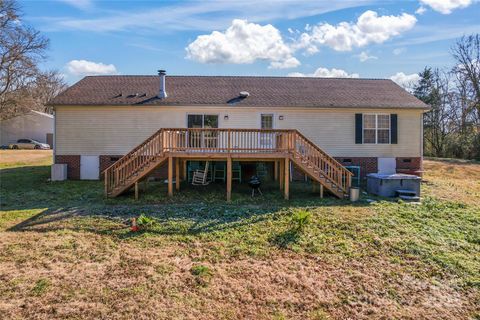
[49,75,429,109]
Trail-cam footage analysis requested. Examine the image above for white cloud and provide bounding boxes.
[419,0,472,14]
[186,19,300,69]
[356,51,378,62]
[288,67,359,78]
[415,6,427,15]
[66,60,118,76]
[295,10,417,52]
[57,0,93,10]
[390,72,420,90]
[393,47,406,55]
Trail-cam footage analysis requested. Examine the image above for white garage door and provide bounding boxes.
[80,155,99,180]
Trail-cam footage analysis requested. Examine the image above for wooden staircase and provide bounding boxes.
[288,131,351,199]
[104,129,168,197]
[104,128,352,198]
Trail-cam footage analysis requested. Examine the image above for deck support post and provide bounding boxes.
[104,171,108,197]
[319,184,324,199]
[279,159,284,191]
[182,160,187,180]
[284,157,290,200]
[134,182,139,200]
[175,157,180,191]
[168,156,173,197]
[226,157,232,202]
[274,161,279,181]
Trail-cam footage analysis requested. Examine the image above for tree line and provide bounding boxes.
[414,34,480,160]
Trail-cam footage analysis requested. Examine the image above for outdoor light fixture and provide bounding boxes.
[279,115,284,120]
[224,115,229,120]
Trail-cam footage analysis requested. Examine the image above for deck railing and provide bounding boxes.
[104,128,352,196]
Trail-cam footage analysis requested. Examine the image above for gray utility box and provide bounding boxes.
[51,164,67,181]
[367,173,421,198]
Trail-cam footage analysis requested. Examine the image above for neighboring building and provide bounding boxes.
[48,73,429,199]
[0,110,54,147]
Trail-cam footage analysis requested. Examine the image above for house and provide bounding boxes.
[0,110,54,147]
[48,71,429,200]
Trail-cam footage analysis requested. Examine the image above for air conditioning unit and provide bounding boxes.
[51,164,67,181]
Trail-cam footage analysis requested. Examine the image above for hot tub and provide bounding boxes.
[367,173,421,198]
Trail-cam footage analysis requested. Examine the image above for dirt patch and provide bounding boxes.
[0,228,477,320]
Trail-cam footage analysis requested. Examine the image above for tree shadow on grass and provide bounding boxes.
[2,164,372,238]
[269,228,302,249]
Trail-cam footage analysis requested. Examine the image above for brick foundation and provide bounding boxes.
[55,155,81,179]
[99,155,123,173]
[57,154,422,180]
[396,157,422,176]
[335,157,378,178]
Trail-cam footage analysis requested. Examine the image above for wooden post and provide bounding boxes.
[182,160,187,180]
[284,157,290,200]
[104,171,108,197]
[274,160,278,181]
[144,178,148,192]
[319,184,324,199]
[175,157,180,191]
[168,156,173,197]
[226,157,232,202]
[134,181,139,200]
[279,159,284,191]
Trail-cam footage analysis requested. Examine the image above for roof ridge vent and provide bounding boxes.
[239,91,250,98]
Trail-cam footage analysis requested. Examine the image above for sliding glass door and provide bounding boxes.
[187,114,219,149]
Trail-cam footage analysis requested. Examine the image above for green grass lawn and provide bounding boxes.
[0,151,479,319]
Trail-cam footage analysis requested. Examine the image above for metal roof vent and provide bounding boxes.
[158,69,167,99]
[239,91,250,98]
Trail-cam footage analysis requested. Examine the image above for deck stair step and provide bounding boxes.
[396,189,420,201]
[399,195,420,201]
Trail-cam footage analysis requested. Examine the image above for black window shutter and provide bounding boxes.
[355,113,363,144]
[390,114,398,144]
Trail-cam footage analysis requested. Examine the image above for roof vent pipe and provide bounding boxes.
[158,69,167,99]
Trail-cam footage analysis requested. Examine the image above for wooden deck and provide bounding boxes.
[104,128,353,200]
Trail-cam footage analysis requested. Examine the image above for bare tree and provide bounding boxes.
[0,0,65,119]
[415,68,454,157]
[451,34,480,116]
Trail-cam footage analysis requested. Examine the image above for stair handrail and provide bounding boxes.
[292,130,352,193]
[104,128,165,194]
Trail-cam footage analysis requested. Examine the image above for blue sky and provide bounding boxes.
[20,0,480,86]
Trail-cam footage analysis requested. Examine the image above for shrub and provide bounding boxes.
[137,214,156,229]
[291,209,312,231]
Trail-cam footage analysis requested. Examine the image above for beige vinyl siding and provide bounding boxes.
[55,105,423,157]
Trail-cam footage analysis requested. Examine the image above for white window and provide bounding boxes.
[261,114,274,129]
[363,114,390,144]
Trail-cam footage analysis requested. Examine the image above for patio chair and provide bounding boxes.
[232,162,242,183]
[213,162,226,182]
[187,161,201,183]
[192,161,211,185]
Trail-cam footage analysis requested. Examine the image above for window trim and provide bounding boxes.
[363,113,391,144]
[186,113,220,128]
[260,113,275,129]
